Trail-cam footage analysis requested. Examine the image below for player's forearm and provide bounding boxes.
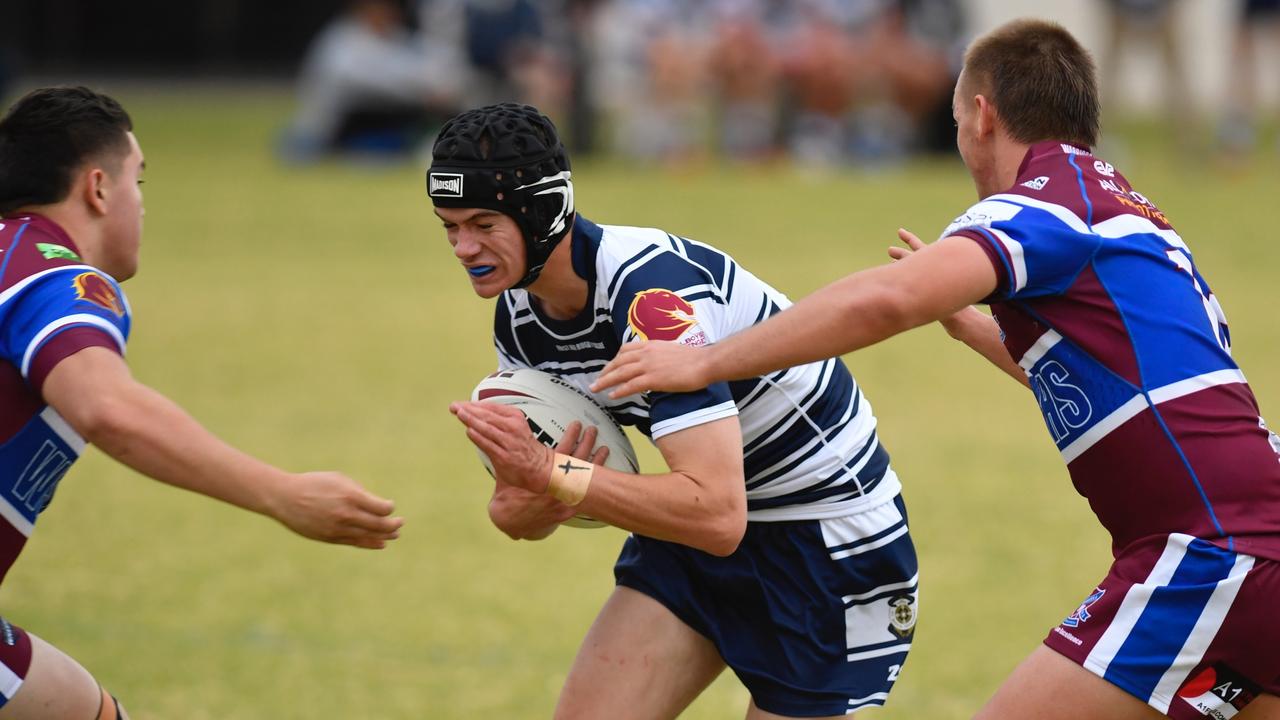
[80,380,289,517]
[575,467,746,556]
[944,308,1030,387]
[703,266,930,383]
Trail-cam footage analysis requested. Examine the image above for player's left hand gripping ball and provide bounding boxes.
[450,401,557,492]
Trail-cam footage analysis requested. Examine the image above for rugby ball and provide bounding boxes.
[470,368,639,528]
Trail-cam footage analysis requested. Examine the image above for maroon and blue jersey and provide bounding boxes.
[941,141,1280,561]
[0,214,131,584]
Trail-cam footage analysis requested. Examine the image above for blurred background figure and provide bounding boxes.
[707,0,786,161]
[776,0,875,167]
[1218,0,1280,158]
[11,0,1268,171]
[776,0,964,166]
[595,0,712,164]
[418,0,567,113]
[862,0,967,157]
[1097,0,1198,151]
[280,0,466,162]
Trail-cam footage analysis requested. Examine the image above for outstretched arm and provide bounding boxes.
[593,234,1000,396]
[889,229,1028,388]
[42,347,404,549]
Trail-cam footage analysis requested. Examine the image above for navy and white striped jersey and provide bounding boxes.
[493,216,898,520]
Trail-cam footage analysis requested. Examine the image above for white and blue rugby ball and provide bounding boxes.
[471,368,639,528]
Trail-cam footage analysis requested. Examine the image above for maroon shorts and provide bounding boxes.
[0,617,32,708]
[1043,533,1280,719]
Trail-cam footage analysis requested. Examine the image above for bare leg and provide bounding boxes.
[0,632,129,719]
[555,586,726,720]
[977,645,1280,720]
[975,645,1163,720]
[1238,694,1280,719]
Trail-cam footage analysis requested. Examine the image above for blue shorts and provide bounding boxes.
[614,494,919,717]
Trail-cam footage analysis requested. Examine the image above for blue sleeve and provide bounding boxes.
[1,269,131,378]
[942,197,1101,301]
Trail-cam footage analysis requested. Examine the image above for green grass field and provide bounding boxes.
[4,88,1277,719]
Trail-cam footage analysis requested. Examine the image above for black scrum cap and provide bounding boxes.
[427,103,574,289]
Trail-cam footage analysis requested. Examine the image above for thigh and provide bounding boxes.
[555,586,726,720]
[0,628,121,720]
[1238,695,1280,719]
[976,645,1165,720]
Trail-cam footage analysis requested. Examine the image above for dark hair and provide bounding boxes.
[963,19,1100,148]
[0,86,134,214]
[427,103,574,289]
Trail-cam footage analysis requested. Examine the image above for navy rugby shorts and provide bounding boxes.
[615,494,919,717]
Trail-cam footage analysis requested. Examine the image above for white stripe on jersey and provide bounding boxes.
[1148,368,1247,405]
[1059,369,1248,463]
[1092,214,1189,251]
[0,496,33,538]
[1018,330,1063,371]
[681,236,734,296]
[940,198,1023,239]
[987,227,1029,292]
[650,400,737,440]
[1060,395,1149,464]
[0,265,102,307]
[21,314,127,378]
[985,193,1092,234]
[604,243,665,309]
[516,309,611,341]
[40,407,86,454]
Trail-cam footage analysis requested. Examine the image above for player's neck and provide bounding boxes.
[526,238,587,321]
[10,203,100,260]
[977,137,1031,198]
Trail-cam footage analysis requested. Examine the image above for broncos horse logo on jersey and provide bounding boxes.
[627,289,705,345]
[72,272,124,317]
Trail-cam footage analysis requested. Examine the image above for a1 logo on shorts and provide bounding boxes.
[1177,664,1259,719]
[1062,587,1104,628]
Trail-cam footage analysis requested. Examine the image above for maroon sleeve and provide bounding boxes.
[950,228,1012,302]
[28,326,122,393]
